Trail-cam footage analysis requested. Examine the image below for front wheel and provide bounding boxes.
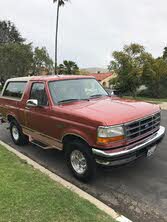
[65,140,96,182]
[10,120,29,145]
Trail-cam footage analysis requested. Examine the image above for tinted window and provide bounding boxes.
[3,82,27,99]
[30,83,48,106]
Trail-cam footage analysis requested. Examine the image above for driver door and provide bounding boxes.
[25,82,52,138]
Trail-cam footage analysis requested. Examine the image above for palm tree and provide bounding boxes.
[57,60,80,75]
[53,0,69,75]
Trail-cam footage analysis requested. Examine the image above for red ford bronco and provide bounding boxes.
[0,76,165,181]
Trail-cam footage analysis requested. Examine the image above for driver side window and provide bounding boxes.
[30,83,48,106]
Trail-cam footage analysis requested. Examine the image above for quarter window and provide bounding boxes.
[3,82,27,99]
[30,83,48,106]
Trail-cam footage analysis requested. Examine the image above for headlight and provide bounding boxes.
[97,126,125,144]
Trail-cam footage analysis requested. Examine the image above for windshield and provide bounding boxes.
[49,78,108,104]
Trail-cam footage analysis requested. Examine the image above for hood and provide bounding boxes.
[59,97,160,126]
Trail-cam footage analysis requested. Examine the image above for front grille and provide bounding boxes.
[125,112,161,140]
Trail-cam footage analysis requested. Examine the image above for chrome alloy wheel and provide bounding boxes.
[12,125,19,141]
[70,150,87,175]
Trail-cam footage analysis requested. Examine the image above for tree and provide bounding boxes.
[142,58,167,98]
[58,60,80,75]
[53,0,69,74]
[0,43,33,85]
[0,20,28,86]
[163,47,167,61]
[0,20,24,44]
[32,47,54,75]
[0,20,53,85]
[108,43,152,97]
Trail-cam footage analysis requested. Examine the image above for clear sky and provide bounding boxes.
[0,0,167,68]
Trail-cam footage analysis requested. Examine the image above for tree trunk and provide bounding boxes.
[55,0,60,75]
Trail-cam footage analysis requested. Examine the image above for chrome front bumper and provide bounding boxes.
[92,126,165,166]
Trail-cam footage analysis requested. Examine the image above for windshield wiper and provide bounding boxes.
[89,94,105,99]
[58,99,80,104]
[58,98,89,104]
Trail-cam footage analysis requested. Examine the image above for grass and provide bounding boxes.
[123,96,167,104]
[0,145,115,222]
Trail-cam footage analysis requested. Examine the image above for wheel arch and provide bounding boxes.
[7,114,18,123]
[62,134,90,149]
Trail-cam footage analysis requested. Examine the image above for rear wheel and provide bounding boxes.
[65,140,96,182]
[10,120,29,145]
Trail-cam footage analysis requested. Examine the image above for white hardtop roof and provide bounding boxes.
[7,76,36,82]
[7,75,95,82]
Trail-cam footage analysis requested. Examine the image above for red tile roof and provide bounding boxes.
[89,73,113,81]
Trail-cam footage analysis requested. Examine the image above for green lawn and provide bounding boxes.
[0,145,115,222]
[123,96,167,104]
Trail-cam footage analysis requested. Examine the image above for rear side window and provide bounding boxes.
[3,82,27,99]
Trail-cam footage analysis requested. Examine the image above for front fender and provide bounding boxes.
[62,127,97,146]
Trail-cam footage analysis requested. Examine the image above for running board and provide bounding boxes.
[31,140,53,150]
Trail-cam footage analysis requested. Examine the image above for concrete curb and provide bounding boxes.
[0,140,132,222]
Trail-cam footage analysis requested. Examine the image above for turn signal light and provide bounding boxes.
[97,135,125,144]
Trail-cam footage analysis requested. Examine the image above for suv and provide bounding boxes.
[0,76,165,181]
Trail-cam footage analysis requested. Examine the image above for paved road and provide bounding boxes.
[0,111,167,222]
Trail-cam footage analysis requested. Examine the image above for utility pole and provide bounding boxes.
[54,0,60,75]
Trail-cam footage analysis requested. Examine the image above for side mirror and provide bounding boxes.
[26,99,38,107]
[106,89,114,96]
[110,91,114,96]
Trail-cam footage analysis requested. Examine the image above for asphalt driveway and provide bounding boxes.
[0,111,167,222]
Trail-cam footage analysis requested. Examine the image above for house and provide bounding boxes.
[88,72,115,88]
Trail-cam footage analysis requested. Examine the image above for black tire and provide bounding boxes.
[10,120,29,145]
[64,140,96,182]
